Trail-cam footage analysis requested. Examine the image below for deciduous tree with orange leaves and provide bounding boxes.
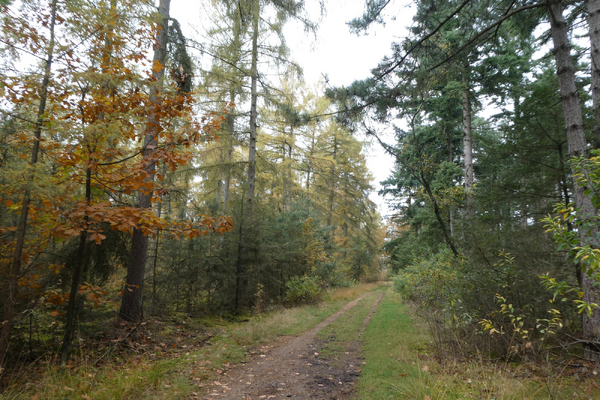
[0,0,232,367]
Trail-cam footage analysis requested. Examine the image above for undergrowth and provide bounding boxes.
[357,288,600,399]
[0,283,380,399]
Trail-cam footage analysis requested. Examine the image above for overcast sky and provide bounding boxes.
[171,0,416,217]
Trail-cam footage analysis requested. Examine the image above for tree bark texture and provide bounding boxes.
[0,0,58,367]
[120,0,171,322]
[548,0,600,361]
[246,0,260,217]
[588,0,600,148]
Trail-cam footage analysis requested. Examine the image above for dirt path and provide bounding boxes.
[200,291,386,399]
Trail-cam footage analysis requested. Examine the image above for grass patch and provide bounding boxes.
[3,333,246,400]
[357,288,600,399]
[231,282,382,346]
[316,287,385,359]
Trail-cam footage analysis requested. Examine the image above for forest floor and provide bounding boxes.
[3,283,600,399]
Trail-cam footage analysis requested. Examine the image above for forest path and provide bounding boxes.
[200,290,386,399]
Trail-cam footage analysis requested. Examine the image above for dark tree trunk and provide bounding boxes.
[422,178,459,257]
[60,168,91,364]
[120,0,171,322]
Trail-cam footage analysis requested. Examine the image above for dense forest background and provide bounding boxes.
[339,0,600,363]
[2,0,600,373]
[0,0,384,367]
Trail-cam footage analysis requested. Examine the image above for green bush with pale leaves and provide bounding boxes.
[285,275,324,305]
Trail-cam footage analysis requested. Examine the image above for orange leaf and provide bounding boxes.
[86,293,99,301]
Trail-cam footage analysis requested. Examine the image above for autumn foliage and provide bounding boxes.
[0,0,384,379]
[0,0,232,368]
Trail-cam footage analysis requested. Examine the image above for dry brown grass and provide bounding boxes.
[328,282,385,302]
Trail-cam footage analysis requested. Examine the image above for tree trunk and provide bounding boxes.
[234,200,245,314]
[151,166,164,315]
[326,138,338,227]
[282,141,287,212]
[0,0,58,367]
[462,71,474,217]
[246,0,260,217]
[120,0,171,322]
[588,0,600,148]
[60,168,91,364]
[548,0,600,361]
[220,108,235,214]
[287,136,293,211]
[445,125,455,237]
[422,177,459,257]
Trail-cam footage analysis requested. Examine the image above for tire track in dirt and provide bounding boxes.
[199,291,384,399]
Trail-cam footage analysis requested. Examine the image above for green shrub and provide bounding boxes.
[394,247,575,360]
[394,247,461,311]
[285,275,324,305]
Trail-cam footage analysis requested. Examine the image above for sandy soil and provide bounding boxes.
[199,291,386,399]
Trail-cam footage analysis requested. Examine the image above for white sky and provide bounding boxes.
[171,0,415,218]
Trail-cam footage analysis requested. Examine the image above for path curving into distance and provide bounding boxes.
[199,290,386,399]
